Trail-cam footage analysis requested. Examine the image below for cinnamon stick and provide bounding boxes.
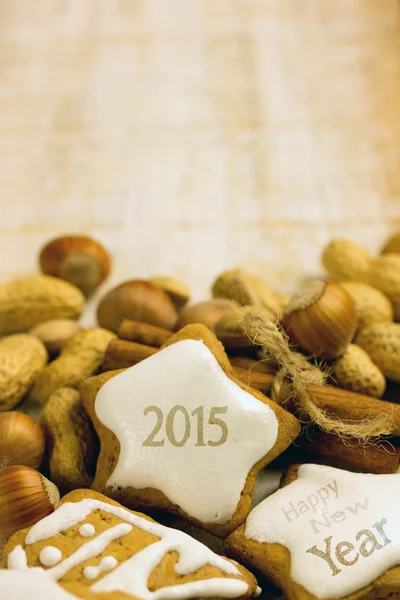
[231,367,400,436]
[295,429,400,474]
[102,339,158,371]
[229,356,277,374]
[233,366,275,395]
[118,319,172,347]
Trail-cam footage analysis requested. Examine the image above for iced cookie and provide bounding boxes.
[0,569,133,599]
[227,463,400,600]
[153,469,284,556]
[80,325,300,537]
[40,387,99,492]
[2,489,257,600]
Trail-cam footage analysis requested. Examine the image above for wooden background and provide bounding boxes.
[1,0,400,310]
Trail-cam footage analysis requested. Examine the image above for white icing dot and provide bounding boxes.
[39,546,62,567]
[255,586,262,597]
[83,566,98,580]
[79,524,95,538]
[83,556,118,580]
[100,556,118,571]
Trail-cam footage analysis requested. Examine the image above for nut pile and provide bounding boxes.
[0,230,400,565]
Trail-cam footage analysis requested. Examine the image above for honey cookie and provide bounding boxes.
[227,463,400,600]
[40,387,99,492]
[0,569,133,599]
[80,324,300,537]
[154,469,284,556]
[2,489,257,600]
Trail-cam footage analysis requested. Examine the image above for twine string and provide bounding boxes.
[243,308,395,440]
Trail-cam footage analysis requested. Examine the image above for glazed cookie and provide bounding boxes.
[227,463,400,600]
[40,387,99,492]
[154,469,284,556]
[80,324,300,537]
[0,569,134,599]
[2,489,257,600]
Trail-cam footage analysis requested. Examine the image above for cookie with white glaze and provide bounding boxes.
[0,569,133,599]
[80,324,300,537]
[2,489,257,600]
[227,463,400,600]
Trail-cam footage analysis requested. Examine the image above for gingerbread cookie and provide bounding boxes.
[2,489,257,600]
[80,325,300,536]
[0,569,133,599]
[227,463,400,600]
[153,469,284,556]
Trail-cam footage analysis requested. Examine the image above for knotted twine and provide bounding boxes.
[243,308,396,440]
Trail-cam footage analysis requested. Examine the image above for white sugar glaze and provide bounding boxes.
[8,497,251,599]
[78,523,95,537]
[39,546,62,567]
[8,545,28,569]
[95,339,279,525]
[245,464,400,598]
[0,570,81,599]
[83,555,118,580]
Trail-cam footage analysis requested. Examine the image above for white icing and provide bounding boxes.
[39,546,62,567]
[95,574,249,599]
[255,586,262,597]
[8,545,28,569]
[47,523,132,581]
[245,464,400,599]
[0,570,81,599]
[83,555,118,580]
[95,339,279,524]
[78,523,95,537]
[15,498,250,599]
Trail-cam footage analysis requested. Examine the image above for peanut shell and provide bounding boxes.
[339,281,393,327]
[331,343,386,398]
[33,328,115,404]
[212,269,283,317]
[321,239,373,282]
[369,253,400,320]
[356,322,400,383]
[0,335,48,411]
[40,387,98,492]
[0,275,85,334]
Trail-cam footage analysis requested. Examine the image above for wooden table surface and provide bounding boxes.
[1,1,400,304]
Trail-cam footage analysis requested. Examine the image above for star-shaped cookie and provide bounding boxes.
[2,489,256,600]
[80,325,300,537]
[227,463,400,600]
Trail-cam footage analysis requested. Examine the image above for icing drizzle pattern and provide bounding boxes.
[7,498,250,599]
[0,571,84,600]
[83,556,118,580]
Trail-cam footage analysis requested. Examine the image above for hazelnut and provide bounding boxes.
[0,466,59,536]
[282,280,357,359]
[97,280,178,333]
[40,235,111,296]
